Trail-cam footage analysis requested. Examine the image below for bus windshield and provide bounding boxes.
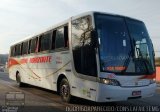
[95,14,155,75]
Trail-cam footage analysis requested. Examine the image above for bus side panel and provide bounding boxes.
[8,57,30,84]
[70,74,98,101]
[35,51,72,91]
[9,51,72,92]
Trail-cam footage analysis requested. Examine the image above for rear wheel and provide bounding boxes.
[60,78,72,103]
[16,72,25,87]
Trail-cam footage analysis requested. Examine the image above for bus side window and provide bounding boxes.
[55,28,65,49]
[30,37,38,53]
[22,41,28,55]
[15,44,21,56]
[64,26,69,48]
[21,43,23,55]
[11,46,15,57]
[28,40,31,54]
[14,46,17,56]
[18,44,21,56]
[52,30,56,50]
[39,32,52,52]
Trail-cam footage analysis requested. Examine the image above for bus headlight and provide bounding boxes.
[150,78,156,84]
[99,78,120,86]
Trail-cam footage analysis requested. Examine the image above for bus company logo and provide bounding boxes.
[8,56,52,68]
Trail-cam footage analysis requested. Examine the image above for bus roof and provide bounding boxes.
[71,11,142,22]
[11,11,142,46]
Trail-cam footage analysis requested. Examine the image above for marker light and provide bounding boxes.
[150,78,156,84]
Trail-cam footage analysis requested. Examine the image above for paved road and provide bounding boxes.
[0,72,160,112]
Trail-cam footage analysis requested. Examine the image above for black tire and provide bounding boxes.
[60,78,72,103]
[16,73,25,87]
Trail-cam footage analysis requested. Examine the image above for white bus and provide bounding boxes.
[8,11,156,103]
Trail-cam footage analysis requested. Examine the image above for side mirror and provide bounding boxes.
[90,30,98,48]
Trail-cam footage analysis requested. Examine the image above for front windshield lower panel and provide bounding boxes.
[95,14,155,75]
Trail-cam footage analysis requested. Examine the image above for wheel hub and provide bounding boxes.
[61,84,69,97]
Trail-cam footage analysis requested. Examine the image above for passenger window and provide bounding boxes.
[40,32,52,51]
[22,41,28,55]
[11,46,15,57]
[15,44,21,56]
[55,25,69,49]
[28,40,31,54]
[55,28,65,49]
[30,37,38,53]
[52,30,56,50]
[21,43,23,55]
[64,26,69,48]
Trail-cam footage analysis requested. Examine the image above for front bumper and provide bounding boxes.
[96,83,156,102]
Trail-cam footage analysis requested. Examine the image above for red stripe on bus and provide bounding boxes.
[8,58,41,79]
[139,73,156,79]
[8,58,20,68]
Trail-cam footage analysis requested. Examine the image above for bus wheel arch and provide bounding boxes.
[16,71,25,87]
[57,74,67,94]
[16,71,20,83]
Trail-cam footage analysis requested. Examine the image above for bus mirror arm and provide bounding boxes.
[90,30,98,48]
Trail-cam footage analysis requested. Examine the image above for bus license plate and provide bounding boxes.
[132,91,141,96]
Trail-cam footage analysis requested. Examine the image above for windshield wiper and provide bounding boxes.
[120,49,133,74]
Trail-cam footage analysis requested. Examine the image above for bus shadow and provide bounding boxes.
[19,83,58,95]
[70,97,115,106]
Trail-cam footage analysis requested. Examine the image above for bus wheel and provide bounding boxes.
[60,78,72,103]
[16,73,25,87]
